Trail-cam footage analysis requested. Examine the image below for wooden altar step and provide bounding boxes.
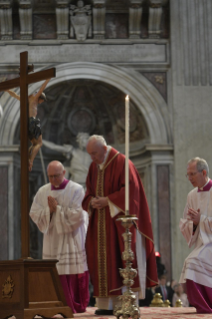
[0,259,73,319]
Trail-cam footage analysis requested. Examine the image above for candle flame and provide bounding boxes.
[125,95,129,100]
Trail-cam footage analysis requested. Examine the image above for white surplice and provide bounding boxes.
[30,180,88,275]
[179,180,212,288]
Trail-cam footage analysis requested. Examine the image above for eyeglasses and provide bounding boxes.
[185,172,199,178]
[48,173,62,179]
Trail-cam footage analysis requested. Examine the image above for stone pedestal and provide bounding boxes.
[0,0,13,40]
[148,1,163,38]
[18,0,33,40]
[56,0,69,40]
[129,0,144,39]
[0,259,73,319]
[93,0,105,40]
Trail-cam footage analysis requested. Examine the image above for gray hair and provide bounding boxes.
[87,135,107,147]
[188,157,209,176]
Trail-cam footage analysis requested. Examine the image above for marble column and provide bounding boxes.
[0,0,13,40]
[92,0,106,40]
[157,164,172,280]
[0,166,8,260]
[129,0,144,39]
[56,0,69,40]
[18,0,33,40]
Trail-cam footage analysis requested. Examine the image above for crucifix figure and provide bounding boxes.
[0,51,56,258]
[6,78,51,171]
[0,51,74,319]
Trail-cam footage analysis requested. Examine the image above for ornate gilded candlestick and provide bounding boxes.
[114,215,140,319]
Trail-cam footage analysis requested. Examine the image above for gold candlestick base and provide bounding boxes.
[114,215,140,319]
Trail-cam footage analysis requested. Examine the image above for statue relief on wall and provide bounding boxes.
[43,132,92,187]
[70,0,92,41]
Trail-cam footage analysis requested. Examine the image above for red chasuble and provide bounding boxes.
[82,147,158,298]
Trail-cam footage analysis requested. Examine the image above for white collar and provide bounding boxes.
[99,146,111,170]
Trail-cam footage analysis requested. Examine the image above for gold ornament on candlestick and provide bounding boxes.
[175,299,183,307]
[114,95,140,319]
[150,293,164,307]
[163,299,171,307]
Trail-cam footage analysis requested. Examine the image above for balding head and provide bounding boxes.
[47,161,66,187]
[86,135,107,165]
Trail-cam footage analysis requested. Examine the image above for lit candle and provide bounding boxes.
[125,95,129,215]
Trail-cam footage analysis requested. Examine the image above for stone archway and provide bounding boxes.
[0,62,172,147]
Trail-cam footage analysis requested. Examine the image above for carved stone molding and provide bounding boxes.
[70,0,92,41]
[0,0,13,40]
[92,0,106,39]
[56,0,69,39]
[18,0,33,40]
[129,0,144,39]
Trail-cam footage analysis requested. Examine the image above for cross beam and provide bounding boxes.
[0,69,55,90]
[0,51,56,258]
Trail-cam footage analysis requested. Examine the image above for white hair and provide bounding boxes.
[188,157,209,176]
[87,135,107,147]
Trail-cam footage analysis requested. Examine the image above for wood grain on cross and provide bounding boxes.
[0,51,56,258]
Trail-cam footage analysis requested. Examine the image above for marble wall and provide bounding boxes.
[171,0,212,280]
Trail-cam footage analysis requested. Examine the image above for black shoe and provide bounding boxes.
[95,309,114,315]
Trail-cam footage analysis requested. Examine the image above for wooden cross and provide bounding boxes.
[0,51,56,258]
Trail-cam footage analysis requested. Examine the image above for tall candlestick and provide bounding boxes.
[125,95,129,215]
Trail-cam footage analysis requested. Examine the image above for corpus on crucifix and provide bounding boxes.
[6,78,51,171]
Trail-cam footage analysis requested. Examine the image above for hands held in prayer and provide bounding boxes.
[187,208,200,225]
[91,196,108,209]
[48,196,58,214]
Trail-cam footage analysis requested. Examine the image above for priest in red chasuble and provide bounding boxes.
[82,135,158,315]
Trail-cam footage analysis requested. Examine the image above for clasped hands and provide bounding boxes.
[48,196,58,214]
[187,207,200,226]
[91,196,108,210]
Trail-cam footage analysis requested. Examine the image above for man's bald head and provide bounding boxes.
[86,135,107,165]
[47,161,66,187]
